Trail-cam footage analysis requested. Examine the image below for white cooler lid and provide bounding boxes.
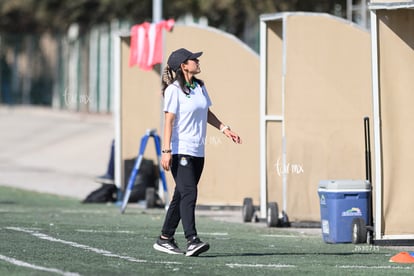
[318,179,371,191]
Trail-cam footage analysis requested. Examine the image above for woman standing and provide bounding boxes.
[153,48,242,257]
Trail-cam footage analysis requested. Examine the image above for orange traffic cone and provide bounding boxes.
[389,252,414,263]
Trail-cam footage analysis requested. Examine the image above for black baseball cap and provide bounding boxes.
[167,48,203,72]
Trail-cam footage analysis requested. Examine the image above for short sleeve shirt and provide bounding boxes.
[163,81,212,157]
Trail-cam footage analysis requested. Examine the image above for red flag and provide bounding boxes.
[129,19,175,70]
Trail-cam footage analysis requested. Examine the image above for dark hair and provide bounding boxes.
[161,62,204,97]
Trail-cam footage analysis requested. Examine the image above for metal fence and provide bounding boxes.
[0,20,130,113]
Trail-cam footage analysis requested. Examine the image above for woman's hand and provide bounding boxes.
[161,153,172,171]
[224,129,242,144]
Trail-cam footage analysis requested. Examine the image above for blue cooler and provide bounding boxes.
[318,180,371,243]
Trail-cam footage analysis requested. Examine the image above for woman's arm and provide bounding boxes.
[207,109,242,144]
[161,112,175,171]
[207,108,224,130]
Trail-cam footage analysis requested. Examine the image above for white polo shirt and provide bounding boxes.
[163,81,212,157]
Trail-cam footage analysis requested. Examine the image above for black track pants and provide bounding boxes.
[161,154,204,240]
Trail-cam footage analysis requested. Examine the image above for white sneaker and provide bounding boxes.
[186,237,210,257]
[153,237,185,255]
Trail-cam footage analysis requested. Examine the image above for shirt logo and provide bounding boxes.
[180,157,188,166]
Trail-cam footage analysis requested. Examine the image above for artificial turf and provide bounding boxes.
[0,186,412,275]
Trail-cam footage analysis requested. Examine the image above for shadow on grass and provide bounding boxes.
[0,201,16,204]
[202,251,382,258]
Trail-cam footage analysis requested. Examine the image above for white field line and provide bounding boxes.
[7,227,297,270]
[337,265,413,270]
[0,209,26,213]
[260,234,300,238]
[76,229,135,234]
[60,210,116,214]
[226,263,296,269]
[0,254,80,276]
[176,231,229,236]
[6,227,181,265]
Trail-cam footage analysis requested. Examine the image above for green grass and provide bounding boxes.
[0,186,412,275]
